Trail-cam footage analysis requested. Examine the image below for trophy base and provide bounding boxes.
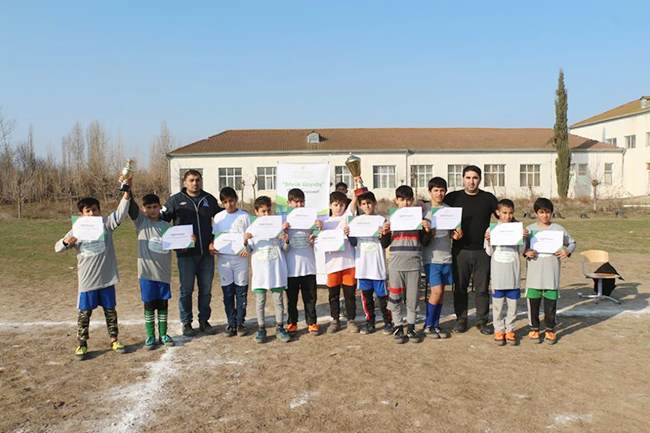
[354,187,369,197]
[118,182,130,192]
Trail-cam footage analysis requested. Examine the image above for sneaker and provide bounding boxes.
[327,321,340,334]
[477,322,493,335]
[225,325,237,337]
[426,326,450,339]
[111,340,126,354]
[74,345,88,361]
[406,328,422,343]
[494,331,506,346]
[545,331,557,345]
[237,324,248,337]
[307,324,320,335]
[144,336,157,350]
[199,321,217,335]
[505,332,516,345]
[382,323,394,335]
[254,328,266,344]
[360,323,375,335]
[528,330,541,344]
[182,322,197,337]
[287,323,298,334]
[276,327,291,343]
[160,334,175,347]
[453,321,468,333]
[393,326,407,344]
[347,320,360,333]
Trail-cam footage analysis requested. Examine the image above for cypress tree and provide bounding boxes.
[553,69,571,198]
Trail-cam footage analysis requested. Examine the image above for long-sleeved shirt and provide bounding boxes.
[129,198,172,284]
[525,222,577,290]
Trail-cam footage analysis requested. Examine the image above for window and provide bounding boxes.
[484,164,505,187]
[218,167,242,190]
[447,164,464,189]
[410,165,433,188]
[307,132,320,144]
[520,164,540,187]
[256,167,276,190]
[569,163,575,180]
[604,163,613,186]
[646,132,650,147]
[179,168,203,188]
[578,163,588,177]
[606,138,617,146]
[373,165,396,189]
[335,165,353,188]
[625,135,636,149]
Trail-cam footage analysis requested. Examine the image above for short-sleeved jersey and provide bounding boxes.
[353,215,387,280]
[213,209,250,256]
[525,222,576,290]
[422,203,453,265]
[133,209,172,284]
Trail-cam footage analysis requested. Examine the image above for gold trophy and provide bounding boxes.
[345,154,368,197]
[118,158,135,191]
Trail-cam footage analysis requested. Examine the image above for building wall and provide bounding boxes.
[168,149,623,203]
[571,111,650,196]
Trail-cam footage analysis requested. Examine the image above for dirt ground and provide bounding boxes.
[1,218,649,433]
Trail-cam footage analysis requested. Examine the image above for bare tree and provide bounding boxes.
[0,108,17,203]
[147,122,174,196]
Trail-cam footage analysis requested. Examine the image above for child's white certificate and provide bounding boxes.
[348,215,383,237]
[213,232,245,255]
[71,216,105,241]
[286,207,317,230]
[490,222,523,246]
[389,207,423,231]
[432,207,462,230]
[530,230,564,254]
[162,225,194,250]
[314,229,346,252]
[246,215,283,240]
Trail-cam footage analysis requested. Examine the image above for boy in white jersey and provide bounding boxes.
[244,196,291,344]
[54,178,131,360]
[346,191,392,335]
[484,199,526,346]
[209,187,250,337]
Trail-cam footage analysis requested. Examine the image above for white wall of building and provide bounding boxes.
[571,111,650,196]
[168,148,623,203]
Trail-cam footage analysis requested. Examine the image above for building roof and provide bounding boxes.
[169,128,617,156]
[571,96,650,128]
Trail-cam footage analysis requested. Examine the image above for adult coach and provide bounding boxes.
[443,165,498,334]
[161,169,222,337]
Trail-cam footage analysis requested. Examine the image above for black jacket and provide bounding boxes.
[161,188,222,257]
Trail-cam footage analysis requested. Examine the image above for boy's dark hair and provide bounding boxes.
[358,191,377,204]
[220,187,238,202]
[534,197,554,213]
[497,198,515,210]
[77,197,100,212]
[335,182,348,190]
[142,194,160,206]
[330,191,348,204]
[288,188,305,202]
[428,176,448,191]
[254,196,272,210]
[463,165,482,178]
[395,185,414,199]
[183,169,202,180]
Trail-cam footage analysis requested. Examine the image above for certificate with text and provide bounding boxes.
[213,232,245,255]
[389,207,423,231]
[432,207,462,230]
[286,207,317,230]
[246,215,283,240]
[71,216,105,241]
[348,215,383,237]
[162,225,195,250]
[489,222,523,246]
[314,229,346,253]
[530,230,564,254]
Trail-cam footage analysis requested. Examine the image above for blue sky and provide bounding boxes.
[1,1,648,164]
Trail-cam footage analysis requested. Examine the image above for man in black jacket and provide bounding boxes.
[161,169,222,336]
[443,165,498,335]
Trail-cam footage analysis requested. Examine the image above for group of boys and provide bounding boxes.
[56,166,576,360]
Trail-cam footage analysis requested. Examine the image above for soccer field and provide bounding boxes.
[1,217,649,432]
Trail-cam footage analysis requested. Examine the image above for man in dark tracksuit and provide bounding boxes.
[161,169,222,337]
[443,165,498,335]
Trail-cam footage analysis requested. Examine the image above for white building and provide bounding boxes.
[167,128,621,202]
[570,96,650,197]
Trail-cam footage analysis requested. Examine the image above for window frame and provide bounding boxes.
[410,164,433,188]
[256,166,276,191]
[372,165,396,189]
[519,164,541,187]
[218,167,243,190]
[484,164,505,187]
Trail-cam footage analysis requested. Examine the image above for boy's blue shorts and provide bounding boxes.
[78,286,116,310]
[139,279,172,303]
[424,263,453,287]
[492,289,521,300]
[358,279,387,297]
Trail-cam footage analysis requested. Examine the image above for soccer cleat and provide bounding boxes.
[406,328,422,343]
[528,330,541,344]
[144,336,157,350]
[382,323,394,335]
[254,328,266,344]
[393,326,408,344]
[75,345,88,361]
[237,324,248,337]
[199,321,217,335]
[506,332,516,345]
[287,323,298,334]
[276,327,291,343]
[494,331,506,346]
[160,334,175,347]
[545,331,557,345]
[453,321,468,333]
[360,323,375,335]
[347,320,360,333]
[225,325,237,337]
[182,322,197,337]
[111,340,126,354]
[307,324,320,335]
[327,321,340,334]
[426,326,450,339]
